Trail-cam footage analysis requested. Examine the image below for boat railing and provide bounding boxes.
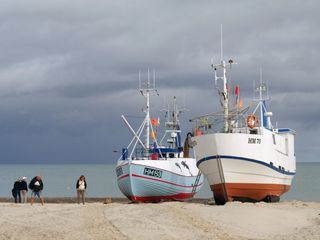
[132,148,149,159]
[190,113,238,134]
[190,106,265,135]
[129,147,183,160]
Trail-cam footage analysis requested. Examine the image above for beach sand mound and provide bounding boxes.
[0,201,319,240]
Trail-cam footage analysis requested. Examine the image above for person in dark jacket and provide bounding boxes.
[76,175,87,204]
[12,178,21,203]
[29,176,44,205]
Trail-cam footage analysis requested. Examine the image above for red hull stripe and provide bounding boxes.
[211,183,291,201]
[129,192,194,202]
[131,174,203,188]
[117,173,203,188]
[117,174,129,181]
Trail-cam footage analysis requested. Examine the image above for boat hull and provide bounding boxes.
[192,129,296,203]
[116,158,204,202]
[212,182,290,203]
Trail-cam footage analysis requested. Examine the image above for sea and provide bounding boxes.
[0,163,319,201]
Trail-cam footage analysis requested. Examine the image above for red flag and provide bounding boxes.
[151,118,159,127]
[235,85,240,96]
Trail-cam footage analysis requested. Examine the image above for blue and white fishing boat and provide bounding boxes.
[116,71,203,202]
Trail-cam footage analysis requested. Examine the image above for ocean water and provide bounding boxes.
[0,163,319,201]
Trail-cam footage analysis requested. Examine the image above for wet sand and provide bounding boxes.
[0,200,319,240]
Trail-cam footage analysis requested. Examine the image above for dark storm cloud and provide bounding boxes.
[0,0,319,163]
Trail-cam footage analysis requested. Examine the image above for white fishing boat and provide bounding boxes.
[190,34,296,205]
[116,71,203,202]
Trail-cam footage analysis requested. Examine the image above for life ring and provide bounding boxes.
[194,128,202,136]
[247,115,257,129]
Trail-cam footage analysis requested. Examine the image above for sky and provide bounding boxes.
[0,0,319,163]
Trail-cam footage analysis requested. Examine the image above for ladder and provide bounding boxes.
[191,170,202,194]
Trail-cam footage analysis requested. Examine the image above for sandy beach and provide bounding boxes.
[0,200,319,240]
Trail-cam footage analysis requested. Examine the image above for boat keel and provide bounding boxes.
[211,183,290,204]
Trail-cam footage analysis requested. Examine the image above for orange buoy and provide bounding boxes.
[247,115,257,129]
[194,129,203,136]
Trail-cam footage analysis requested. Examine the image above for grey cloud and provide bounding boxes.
[0,0,319,163]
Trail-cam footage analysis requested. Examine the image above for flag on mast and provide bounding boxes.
[151,118,159,127]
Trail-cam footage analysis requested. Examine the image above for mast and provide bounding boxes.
[211,25,236,133]
[159,96,186,148]
[139,69,157,149]
[168,96,183,131]
[222,60,228,132]
[259,68,263,127]
[146,69,150,148]
[252,68,270,128]
[258,68,269,127]
[173,96,177,129]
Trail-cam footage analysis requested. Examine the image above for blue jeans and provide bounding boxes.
[12,189,21,203]
[31,191,42,198]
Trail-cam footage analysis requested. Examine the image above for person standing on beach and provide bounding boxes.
[12,178,21,203]
[29,176,44,205]
[20,177,28,203]
[76,175,87,204]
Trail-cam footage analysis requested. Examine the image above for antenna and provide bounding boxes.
[253,67,269,101]
[154,69,159,96]
[153,68,155,89]
[147,68,150,88]
[139,70,141,88]
[220,24,223,61]
[253,79,255,100]
[163,95,167,109]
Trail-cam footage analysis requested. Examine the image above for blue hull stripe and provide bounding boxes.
[197,155,295,176]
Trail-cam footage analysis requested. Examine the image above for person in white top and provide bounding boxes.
[20,177,28,203]
[76,175,87,204]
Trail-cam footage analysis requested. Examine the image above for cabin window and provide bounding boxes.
[169,153,175,158]
[272,134,276,145]
[159,153,166,159]
[250,129,258,134]
[270,162,273,166]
